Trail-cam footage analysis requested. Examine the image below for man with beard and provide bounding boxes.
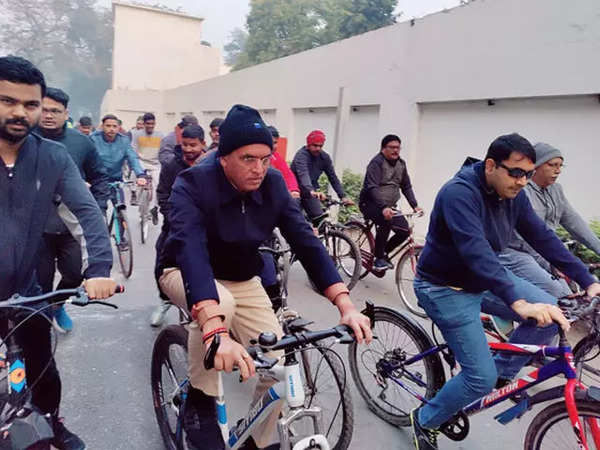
[359,134,423,272]
[0,56,117,450]
[151,124,206,326]
[158,114,199,166]
[34,87,110,333]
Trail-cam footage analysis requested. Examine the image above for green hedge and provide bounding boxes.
[317,169,363,223]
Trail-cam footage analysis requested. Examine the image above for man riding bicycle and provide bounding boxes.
[0,56,118,450]
[158,105,372,450]
[411,133,600,449]
[500,142,600,298]
[290,129,354,220]
[359,134,423,272]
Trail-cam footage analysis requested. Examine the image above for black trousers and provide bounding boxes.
[0,314,61,415]
[37,233,83,304]
[360,203,410,259]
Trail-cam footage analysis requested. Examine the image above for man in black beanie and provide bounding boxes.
[160,104,372,449]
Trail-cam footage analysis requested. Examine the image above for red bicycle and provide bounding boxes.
[345,211,426,316]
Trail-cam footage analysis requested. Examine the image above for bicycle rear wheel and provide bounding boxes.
[151,324,189,450]
[117,211,133,278]
[524,399,600,449]
[395,244,426,318]
[290,346,353,450]
[343,221,374,279]
[322,230,361,290]
[348,306,445,427]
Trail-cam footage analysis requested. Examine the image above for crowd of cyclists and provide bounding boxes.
[1,54,599,449]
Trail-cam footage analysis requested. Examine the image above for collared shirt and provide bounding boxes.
[164,155,342,308]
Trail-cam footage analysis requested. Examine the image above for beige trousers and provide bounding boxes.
[159,269,283,447]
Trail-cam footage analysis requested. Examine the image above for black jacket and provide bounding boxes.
[359,153,417,210]
[0,134,112,301]
[290,146,345,198]
[164,153,342,309]
[417,160,596,304]
[33,126,110,234]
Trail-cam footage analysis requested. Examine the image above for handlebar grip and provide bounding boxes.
[204,333,220,370]
[115,285,125,294]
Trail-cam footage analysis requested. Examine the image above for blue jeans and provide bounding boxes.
[414,269,557,429]
[498,248,572,298]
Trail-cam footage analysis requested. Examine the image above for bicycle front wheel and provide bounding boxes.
[151,324,189,450]
[322,230,361,290]
[292,346,353,450]
[524,399,600,449]
[349,306,445,427]
[573,335,600,387]
[117,211,133,278]
[395,244,426,318]
[139,190,150,244]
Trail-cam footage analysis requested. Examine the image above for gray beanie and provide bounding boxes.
[533,142,563,168]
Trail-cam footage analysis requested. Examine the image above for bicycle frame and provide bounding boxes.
[108,182,126,245]
[380,340,600,449]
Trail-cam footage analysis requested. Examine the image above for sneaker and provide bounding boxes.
[383,257,395,270]
[150,206,159,225]
[130,192,138,206]
[52,306,73,333]
[411,408,439,450]
[183,387,225,450]
[150,301,171,327]
[51,417,85,450]
[373,258,391,272]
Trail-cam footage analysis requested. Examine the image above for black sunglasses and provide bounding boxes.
[497,163,534,180]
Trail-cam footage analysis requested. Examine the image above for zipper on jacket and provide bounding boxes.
[241,198,246,214]
[6,166,14,179]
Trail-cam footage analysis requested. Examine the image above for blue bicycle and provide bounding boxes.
[349,300,600,449]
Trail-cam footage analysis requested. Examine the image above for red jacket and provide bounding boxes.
[271,152,299,193]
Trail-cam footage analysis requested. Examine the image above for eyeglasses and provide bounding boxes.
[497,163,534,180]
[240,154,271,167]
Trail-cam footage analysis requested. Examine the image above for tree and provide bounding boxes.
[223,27,248,67]
[0,0,112,119]
[230,0,399,70]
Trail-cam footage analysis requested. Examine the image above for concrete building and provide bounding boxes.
[103,1,224,127]
[102,0,600,226]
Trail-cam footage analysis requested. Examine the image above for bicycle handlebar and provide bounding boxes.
[3,285,125,309]
[258,246,291,256]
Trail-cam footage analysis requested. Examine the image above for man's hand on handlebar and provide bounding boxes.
[203,318,256,382]
[334,294,373,344]
[511,299,570,332]
[341,197,355,207]
[83,277,118,299]
[291,190,301,199]
[382,207,394,221]
[413,206,424,217]
[311,190,326,201]
[136,177,147,186]
[586,282,600,298]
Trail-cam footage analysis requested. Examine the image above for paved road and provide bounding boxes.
[54,210,551,450]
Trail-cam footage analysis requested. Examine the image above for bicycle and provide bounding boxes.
[150,295,365,450]
[349,300,600,449]
[0,286,123,449]
[301,197,361,291]
[108,182,134,278]
[344,211,425,315]
[138,170,157,244]
[259,229,292,312]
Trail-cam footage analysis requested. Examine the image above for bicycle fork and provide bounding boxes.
[565,379,600,449]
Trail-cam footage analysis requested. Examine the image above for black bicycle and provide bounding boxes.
[108,182,133,278]
[0,286,123,449]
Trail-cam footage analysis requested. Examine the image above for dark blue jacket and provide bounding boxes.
[0,134,113,301]
[290,146,345,198]
[164,155,342,309]
[417,161,595,304]
[33,126,110,234]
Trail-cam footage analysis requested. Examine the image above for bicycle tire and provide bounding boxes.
[573,335,600,387]
[524,399,600,449]
[348,306,445,427]
[151,325,189,450]
[395,244,427,318]
[321,229,361,291]
[295,346,353,450]
[343,221,374,280]
[139,189,150,244]
[117,211,133,278]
